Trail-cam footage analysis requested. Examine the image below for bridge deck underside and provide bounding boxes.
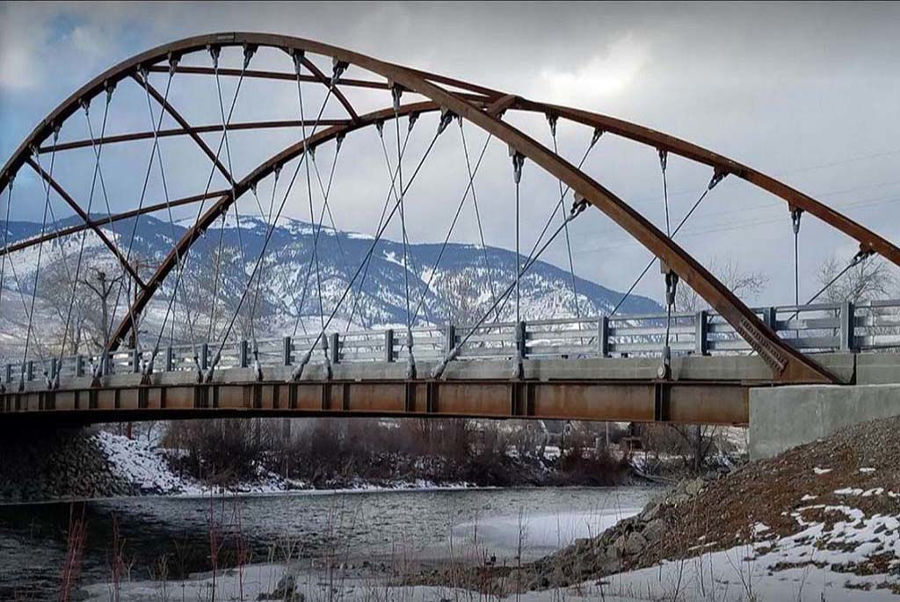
[3,353,888,427]
[1,378,748,426]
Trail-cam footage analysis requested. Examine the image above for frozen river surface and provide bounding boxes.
[0,486,653,600]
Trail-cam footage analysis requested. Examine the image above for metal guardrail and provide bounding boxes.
[3,299,900,385]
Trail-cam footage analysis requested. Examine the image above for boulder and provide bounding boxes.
[624,532,647,556]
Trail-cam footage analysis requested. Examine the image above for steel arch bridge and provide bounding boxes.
[1,32,898,425]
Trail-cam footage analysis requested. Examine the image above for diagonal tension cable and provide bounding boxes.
[345,117,416,330]
[432,197,591,379]
[610,169,727,317]
[410,115,492,326]
[287,122,448,381]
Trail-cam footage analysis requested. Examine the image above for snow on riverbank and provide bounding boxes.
[93,430,476,497]
[93,430,286,496]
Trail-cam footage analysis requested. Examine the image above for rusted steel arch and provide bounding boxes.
[519,100,900,267]
[0,189,231,256]
[2,32,893,384]
[105,100,449,351]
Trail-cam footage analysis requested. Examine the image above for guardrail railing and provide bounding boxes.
[3,299,899,385]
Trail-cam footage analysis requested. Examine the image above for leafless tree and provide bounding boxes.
[676,257,769,312]
[816,254,896,304]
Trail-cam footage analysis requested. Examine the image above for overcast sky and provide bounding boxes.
[1,1,898,307]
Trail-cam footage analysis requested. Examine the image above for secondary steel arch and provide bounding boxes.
[3,32,899,385]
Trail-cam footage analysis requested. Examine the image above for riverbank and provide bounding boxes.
[410,415,900,598]
[0,423,637,503]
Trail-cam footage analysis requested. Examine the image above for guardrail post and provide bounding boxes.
[695,310,708,355]
[283,336,292,366]
[445,324,456,354]
[840,301,856,352]
[26,360,34,381]
[75,355,84,377]
[200,343,209,371]
[384,329,395,362]
[598,316,609,357]
[763,307,777,331]
[329,333,340,364]
[131,348,140,374]
[165,346,174,372]
[50,357,58,381]
[4,363,10,385]
[239,340,249,368]
[516,321,528,359]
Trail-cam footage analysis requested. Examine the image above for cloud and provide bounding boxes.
[535,34,649,105]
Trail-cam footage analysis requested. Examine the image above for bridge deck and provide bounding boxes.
[4,353,898,426]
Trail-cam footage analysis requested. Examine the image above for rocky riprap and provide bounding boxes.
[408,415,900,595]
[0,428,134,502]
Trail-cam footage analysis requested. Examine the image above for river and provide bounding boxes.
[0,486,653,601]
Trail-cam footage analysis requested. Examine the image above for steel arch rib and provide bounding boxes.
[2,32,897,384]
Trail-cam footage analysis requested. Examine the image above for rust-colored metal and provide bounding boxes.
[521,100,900,268]
[38,120,350,154]
[2,32,896,386]
[145,65,496,103]
[297,55,360,123]
[0,378,750,426]
[25,157,148,290]
[105,100,450,349]
[130,72,232,184]
[1,189,231,256]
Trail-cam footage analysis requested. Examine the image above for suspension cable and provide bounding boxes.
[610,170,727,317]
[345,116,416,330]
[410,114,491,325]
[432,198,590,379]
[21,128,59,386]
[144,54,251,375]
[55,93,113,378]
[391,86,417,376]
[791,207,802,307]
[288,125,447,381]
[106,66,175,372]
[548,115,582,320]
[459,121,501,323]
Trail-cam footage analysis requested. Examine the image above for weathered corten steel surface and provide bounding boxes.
[3,33,898,387]
[0,378,749,426]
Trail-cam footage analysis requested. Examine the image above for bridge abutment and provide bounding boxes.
[749,383,900,459]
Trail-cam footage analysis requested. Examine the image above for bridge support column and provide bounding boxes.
[840,301,856,352]
[384,329,395,362]
[598,316,609,357]
[283,337,292,366]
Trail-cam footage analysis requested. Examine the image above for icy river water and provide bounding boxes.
[0,486,654,601]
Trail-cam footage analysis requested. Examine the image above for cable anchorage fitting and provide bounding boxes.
[207,45,221,69]
[570,194,589,219]
[290,49,305,75]
[658,149,668,172]
[437,109,455,136]
[708,168,728,190]
[791,207,803,235]
[510,150,525,184]
[331,59,348,88]
[664,270,679,308]
[546,113,558,138]
[242,44,257,70]
[390,83,403,112]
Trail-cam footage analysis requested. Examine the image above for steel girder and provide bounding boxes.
[2,32,898,385]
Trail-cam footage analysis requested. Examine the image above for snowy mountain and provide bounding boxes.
[1,215,661,342]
